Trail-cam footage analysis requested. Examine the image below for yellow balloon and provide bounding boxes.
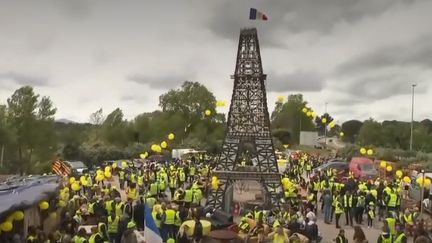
[386,165,392,172]
[104,166,111,172]
[80,175,86,182]
[396,170,403,178]
[277,96,285,103]
[211,180,219,190]
[205,109,211,116]
[329,122,335,128]
[322,118,327,124]
[151,144,158,152]
[104,171,112,178]
[71,182,81,191]
[380,160,387,168]
[302,107,308,113]
[211,176,218,182]
[306,111,312,117]
[69,177,76,184]
[402,176,410,183]
[12,211,24,221]
[96,174,105,182]
[49,212,57,220]
[139,153,146,159]
[339,132,344,137]
[360,148,367,155]
[161,141,168,149]
[81,179,88,186]
[311,111,316,117]
[0,221,13,232]
[39,201,49,210]
[112,162,117,168]
[155,145,162,153]
[96,170,104,175]
[367,149,374,156]
[168,133,175,140]
[121,161,127,168]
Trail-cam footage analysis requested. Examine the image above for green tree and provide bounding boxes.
[341,120,363,143]
[271,94,315,144]
[6,86,57,174]
[357,119,383,147]
[159,81,216,117]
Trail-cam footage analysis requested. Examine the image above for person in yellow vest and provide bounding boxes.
[184,188,193,207]
[152,205,162,232]
[188,164,196,183]
[394,223,407,243]
[107,211,120,243]
[162,204,177,241]
[342,192,353,226]
[386,189,398,212]
[104,197,114,216]
[88,226,103,243]
[402,208,414,236]
[73,209,84,226]
[73,228,88,243]
[335,229,348,243]
[114,197,124,218]
[334,195,344,229]
[168,174,178,199]
[178,167,186,187]
[367,201,375,228]
[239,217,250,234]
[377,225,392,243]
[26,226,38,243]
[126,183,138,202]
[192,188,203,206]
[173,188,185,202]
[385,212,397,237]
[149,181,159,197]
[271,225,288,243]
[118,169,125,190]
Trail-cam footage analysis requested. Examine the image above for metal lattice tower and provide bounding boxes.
[206,28,281,210]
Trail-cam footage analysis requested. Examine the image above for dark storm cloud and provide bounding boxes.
[127,73,193,89]
[337,36,432,74]
[267,71,325,92]
[342,73,427,101]
[206,0,419,46]
[338,35,432,74]
[0,72,49,87]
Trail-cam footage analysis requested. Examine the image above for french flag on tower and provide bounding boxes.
[249,8,268,21]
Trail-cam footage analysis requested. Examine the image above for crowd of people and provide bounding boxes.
[3,151,432,243]
[237,152,432,242]
[15,155,213,243]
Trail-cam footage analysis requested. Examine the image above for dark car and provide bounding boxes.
[310,160,349,179]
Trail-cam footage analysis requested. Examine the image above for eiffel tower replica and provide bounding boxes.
[206,28,281,210]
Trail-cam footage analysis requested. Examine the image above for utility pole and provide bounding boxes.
[324,102,328,149]
[410,84,417,151]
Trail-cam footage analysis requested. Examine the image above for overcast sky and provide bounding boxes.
[1,0,431,123]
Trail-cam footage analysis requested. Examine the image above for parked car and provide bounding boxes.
[310,160,349,179]
[64,161,88,175]
[349,157,378,179]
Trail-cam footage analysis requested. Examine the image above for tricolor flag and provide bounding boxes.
[249,8,268,21]
[144,203,163,243]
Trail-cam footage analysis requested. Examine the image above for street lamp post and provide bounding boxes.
[410,84,417,151]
